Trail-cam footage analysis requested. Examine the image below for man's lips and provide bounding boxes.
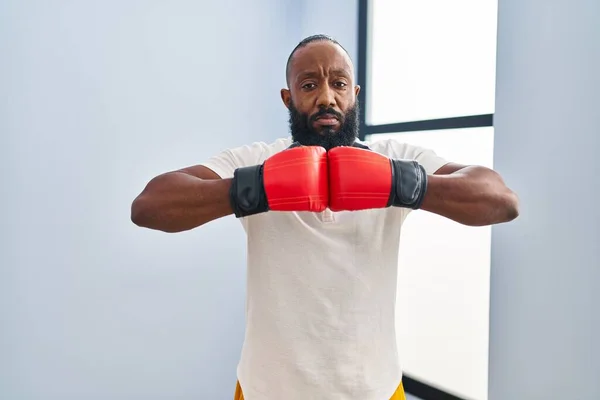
[314,113,339,125]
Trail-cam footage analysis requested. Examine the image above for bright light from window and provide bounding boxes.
[367,0,498,125]
[367,127,494,400]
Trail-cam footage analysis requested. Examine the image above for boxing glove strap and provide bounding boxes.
[230,165,269,218]
[388,159,428,209]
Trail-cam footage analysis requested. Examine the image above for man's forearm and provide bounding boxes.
[131,172,234,232]
[420,166,519,226]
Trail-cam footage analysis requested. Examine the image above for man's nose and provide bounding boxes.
[316,85,336,109]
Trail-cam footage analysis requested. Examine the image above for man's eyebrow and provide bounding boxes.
[295,69,351,82]
[296,71,320,80]
[331,68,351,78]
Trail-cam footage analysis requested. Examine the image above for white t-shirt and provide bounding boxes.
[202,136,448,400]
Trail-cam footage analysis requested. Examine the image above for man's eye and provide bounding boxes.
[302,83,316,89]
[334,81,347,88]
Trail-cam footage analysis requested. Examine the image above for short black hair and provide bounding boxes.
[285,34,350,86]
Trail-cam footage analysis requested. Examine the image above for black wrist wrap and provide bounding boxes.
[387,160,428,209]
[229,165,269,218]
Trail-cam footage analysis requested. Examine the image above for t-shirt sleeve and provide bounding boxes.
[384,139,449,175]
[414,147,449,175]
[200,142,267,179]
[200,142,271,231]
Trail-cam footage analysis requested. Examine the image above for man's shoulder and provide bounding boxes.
[361,137,438,160]
[261,136,294,153]
[359,137,449,175]
[359,137,412,158]
[223,136,293,164]
[240,136,293,154]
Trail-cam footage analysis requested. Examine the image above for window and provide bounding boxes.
[366,0,498,125]
[358,2,498,400]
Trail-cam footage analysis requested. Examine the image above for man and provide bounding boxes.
[131,35,519,400]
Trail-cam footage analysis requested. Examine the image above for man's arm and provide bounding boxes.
[420,162,519,226]
[131,166,234,233]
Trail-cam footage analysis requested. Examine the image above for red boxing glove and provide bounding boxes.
[230,146,328,217]
[264,146,328,211]
[328,146,428,212]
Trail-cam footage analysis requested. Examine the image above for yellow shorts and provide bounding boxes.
[234,380,406,400]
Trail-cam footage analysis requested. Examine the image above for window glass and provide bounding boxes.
[367,0,498,125]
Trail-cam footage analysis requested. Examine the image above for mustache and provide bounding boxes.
[309,108,344,123]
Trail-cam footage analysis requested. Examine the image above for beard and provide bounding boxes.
[288,100,360,151]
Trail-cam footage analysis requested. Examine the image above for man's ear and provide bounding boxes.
[354,85,361,97]
[281,88,291,109]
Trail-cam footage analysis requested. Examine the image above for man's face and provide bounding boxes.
[281,41,361,150]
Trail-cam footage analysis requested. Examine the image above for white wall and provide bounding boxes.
[489,0,600,398]
[0,1,303,399]
[298,0,359,70]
